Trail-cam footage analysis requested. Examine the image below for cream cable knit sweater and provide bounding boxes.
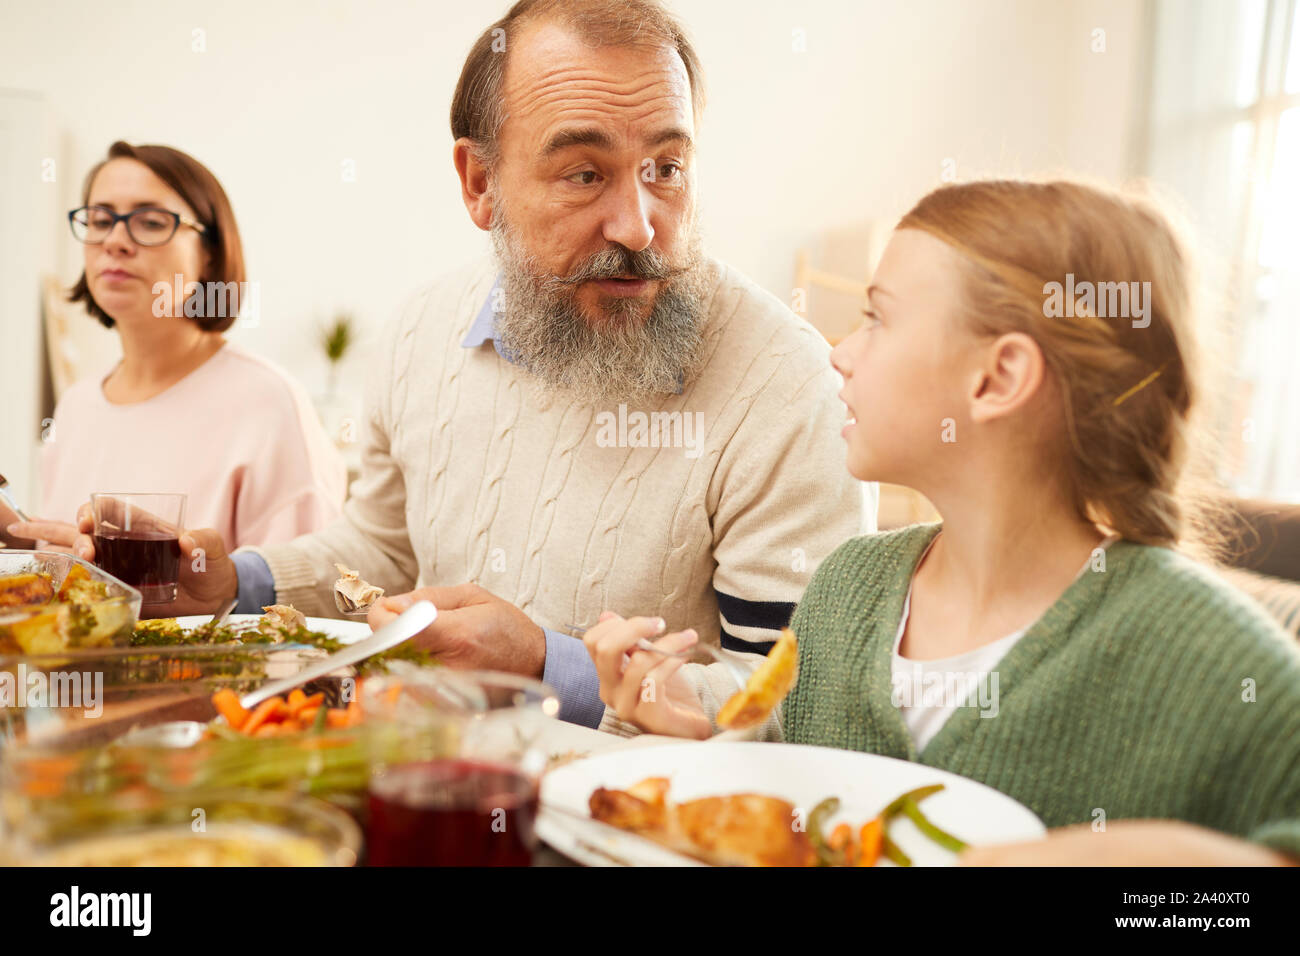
[247,254,870,657]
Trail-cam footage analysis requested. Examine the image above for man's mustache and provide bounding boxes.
[548,245,690,286]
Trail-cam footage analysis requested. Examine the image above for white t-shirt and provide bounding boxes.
[891,533,1118,752]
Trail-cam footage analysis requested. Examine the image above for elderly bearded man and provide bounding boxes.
[71,0,875,727]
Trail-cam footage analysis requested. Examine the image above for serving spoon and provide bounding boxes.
[113,599,437,748]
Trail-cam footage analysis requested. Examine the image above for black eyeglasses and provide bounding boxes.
[68,205,208,246]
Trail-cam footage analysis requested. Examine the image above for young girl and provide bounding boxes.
[583,179,1300,865]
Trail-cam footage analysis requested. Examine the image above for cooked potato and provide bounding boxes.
[717,627,798,729]
[0,572,55,610]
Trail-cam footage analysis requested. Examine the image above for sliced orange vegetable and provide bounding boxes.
[287,689,306,711]
[344,699,362,726]
[252,723,282,738]
[288,691,324,717]
[297,706,320,727]
[828,822,852,854]
[325,708,351,729]
[857,817,883,867]
[242,698,286,735]
[211,689,249,730]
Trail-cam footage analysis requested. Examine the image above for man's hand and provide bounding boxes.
[958,819,1298,866]
[367,583,547,676]
[38,502,240,618]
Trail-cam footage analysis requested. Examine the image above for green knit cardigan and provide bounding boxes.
[782,523,1300,857]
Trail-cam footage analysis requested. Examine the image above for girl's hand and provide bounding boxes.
[583,611,712,740]
[958,819,1297,866]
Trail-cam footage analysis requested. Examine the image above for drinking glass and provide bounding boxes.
[362,668,558,866]
[90,493,186,604]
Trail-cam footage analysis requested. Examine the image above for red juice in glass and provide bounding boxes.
[92,531,182,604]
[90,493,185,604]
[366,758,539,866]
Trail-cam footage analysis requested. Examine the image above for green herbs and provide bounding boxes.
[128,618,434,675]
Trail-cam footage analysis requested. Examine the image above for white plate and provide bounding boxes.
[171,614,371,645]
[537,741,1045,867]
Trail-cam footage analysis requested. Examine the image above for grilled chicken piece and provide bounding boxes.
[589,776,817,867]
[674,794,816,867]
[589,776,670,832]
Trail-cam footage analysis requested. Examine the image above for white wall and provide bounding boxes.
[0,0,1147,507]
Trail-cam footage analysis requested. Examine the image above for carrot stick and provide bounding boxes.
[242,698,285,735]
[828,822,851,853]
[288,692,324,717]
[211,689,249,730]
[857,817,883,866]
[344,698,362,726]
[287,689,307,711]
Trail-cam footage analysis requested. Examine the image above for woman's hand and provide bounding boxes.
[4,516,79,553]
[583,611,712,740]
[48,501,239,617]
[958,819,1297,866]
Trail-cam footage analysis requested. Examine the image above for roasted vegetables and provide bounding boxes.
[210,687,361,737]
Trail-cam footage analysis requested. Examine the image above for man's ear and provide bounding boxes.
[968,332,1046,424]
[453,138,494,232]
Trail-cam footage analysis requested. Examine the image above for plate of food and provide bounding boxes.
[536,742,1046,867]
[163,609,372,646]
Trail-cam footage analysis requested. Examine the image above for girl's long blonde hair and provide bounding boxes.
[898,179,1226,554]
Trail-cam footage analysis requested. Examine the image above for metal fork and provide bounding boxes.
[0,473,30,522]
[561,623,755,692]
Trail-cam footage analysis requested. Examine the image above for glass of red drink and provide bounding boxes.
[90,493,186,604]
[361,670,558,867]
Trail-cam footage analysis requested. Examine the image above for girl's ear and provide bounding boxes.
[969,332,1046,424]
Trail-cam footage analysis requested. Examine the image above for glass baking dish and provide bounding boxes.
[0,643,342,748]
[0,549,142,654]
[0,550,353,747]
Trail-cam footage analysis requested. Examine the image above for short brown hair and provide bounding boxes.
[451,0,706,169]
[68,140,246,332]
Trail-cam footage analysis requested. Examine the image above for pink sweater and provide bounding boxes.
[41,343,348,551]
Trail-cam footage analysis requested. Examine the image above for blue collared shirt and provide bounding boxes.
[232,275,607,728]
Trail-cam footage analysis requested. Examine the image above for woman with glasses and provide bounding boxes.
[8,141,346,556]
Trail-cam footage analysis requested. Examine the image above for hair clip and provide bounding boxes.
[1113,362,1169,407]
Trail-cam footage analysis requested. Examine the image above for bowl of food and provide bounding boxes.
[1,787,361,866]
[0,550,141,655]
